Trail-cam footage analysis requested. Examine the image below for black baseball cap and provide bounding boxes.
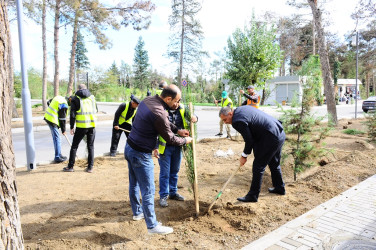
[131,96,141,104]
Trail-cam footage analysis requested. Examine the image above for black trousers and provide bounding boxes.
[110,123,131,154]
[68,127,96,168]
[247,131,286,199]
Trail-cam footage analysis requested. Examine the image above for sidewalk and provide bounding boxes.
[243,174,376,249]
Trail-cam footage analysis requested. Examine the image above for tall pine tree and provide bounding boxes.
[133,36,150,89]
[167,0,206,84]
[75,29,90,71]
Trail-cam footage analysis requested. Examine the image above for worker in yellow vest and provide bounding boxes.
[214,91,233,138]
[63,84,97,173]
[44,95,69,163]
[109,95,140,156]
[241,85,260,108]
[156,80,167,96]
[153,103,198,208]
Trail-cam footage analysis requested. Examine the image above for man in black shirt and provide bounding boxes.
[109,96,140,156]
[219,105,286,202]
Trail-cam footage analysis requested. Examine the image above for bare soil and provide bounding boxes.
[17,118,376,249]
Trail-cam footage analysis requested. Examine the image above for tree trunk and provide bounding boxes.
[366,72,370,98]
[308,0,338,125]
[7,4,19,119]
[67,12,80,96]
[0,1,24,248]
[42,0,48,110]
[312,19,315,55]
[279,54,286,76]
[53,0,61,97]
[178,0,185,85]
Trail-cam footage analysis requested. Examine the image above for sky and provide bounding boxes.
[9,0,360,81]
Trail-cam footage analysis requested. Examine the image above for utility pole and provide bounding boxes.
[16,0,36,170]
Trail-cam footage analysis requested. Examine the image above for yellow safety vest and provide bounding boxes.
[119,102,137,125]
[75,95,97,128]
[247,94,261,108]
[158,104,188,155]
[156,89,163,96]
[221,97,233,109]
[44,96,67,126]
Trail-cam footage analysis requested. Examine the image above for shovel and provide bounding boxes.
[63,133,79,160]
[207,164,242,213]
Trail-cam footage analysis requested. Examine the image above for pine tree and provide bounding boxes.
[167,0,206,84]
[108,61,121,85]
[75,29,90,71]
[133,36,150,89]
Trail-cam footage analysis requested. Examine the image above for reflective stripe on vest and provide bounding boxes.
[247,95,260,108]
[158,104,188,155]
[221,97,233,108]
[76,95,97,128]
[44,96,67,126]
[119,102,137,125]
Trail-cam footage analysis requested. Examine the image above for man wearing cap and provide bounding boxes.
[214,91,233,138]
[44,95,69,163]
[109,95,140,157]
[241,85,260,108]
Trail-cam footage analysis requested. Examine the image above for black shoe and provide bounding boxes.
[54,156,67,163]
[109,152,116,157]
[215,133,223,136]
[268,187,286,195]
[85,167,93,173]
[169,193,185,201]
[63,166,74,172]
[237,195,258,203]
[226,135,231,139]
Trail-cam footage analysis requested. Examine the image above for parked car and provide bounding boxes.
[362,96,376,113]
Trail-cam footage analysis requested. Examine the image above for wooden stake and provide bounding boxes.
[207,164,242,213]
[189,102,200,216]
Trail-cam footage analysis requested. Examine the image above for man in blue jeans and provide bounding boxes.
[124,84,192,235]
[154,104,198,207]
[44,95,69,163]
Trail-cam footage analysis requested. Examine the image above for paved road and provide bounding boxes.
[13,101,365,168]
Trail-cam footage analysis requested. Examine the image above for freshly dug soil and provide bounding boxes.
[17,118,376,249]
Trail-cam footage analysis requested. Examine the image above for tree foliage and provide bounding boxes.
[167,0,206,84]
[75,29,90,70]
[226,15,281,91]
[133,36,150,89]
[280,55,332,181]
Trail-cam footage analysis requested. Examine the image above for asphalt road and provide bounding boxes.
[12,101,365,168]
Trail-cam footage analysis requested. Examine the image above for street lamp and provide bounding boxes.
[352,31,359,119]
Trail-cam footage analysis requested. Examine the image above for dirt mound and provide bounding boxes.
[17,118,376,249]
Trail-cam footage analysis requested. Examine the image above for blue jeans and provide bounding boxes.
[158,145,182,198]
[47,123,62,160]
[124,143,158,229]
